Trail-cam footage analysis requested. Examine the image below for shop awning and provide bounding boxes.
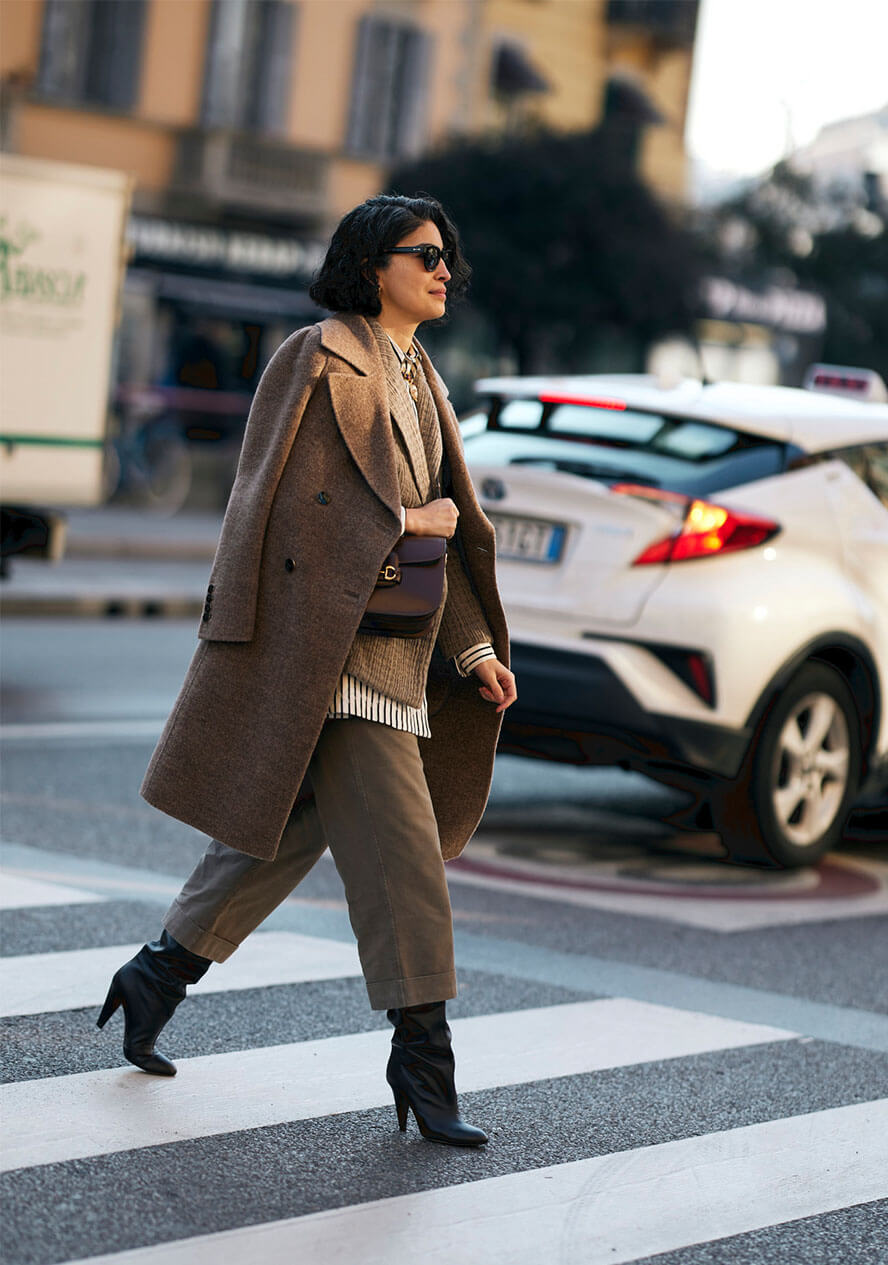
[128,269,320,321]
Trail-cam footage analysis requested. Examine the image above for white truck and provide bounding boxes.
[0,153,132,574]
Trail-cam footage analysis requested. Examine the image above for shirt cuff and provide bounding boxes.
[453,641,497,677]
[399,506,406,534]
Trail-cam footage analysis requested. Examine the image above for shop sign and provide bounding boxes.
[127,216,326,279]
[702,276,826,335]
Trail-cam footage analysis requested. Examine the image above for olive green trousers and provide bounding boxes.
[162,717,457,1010]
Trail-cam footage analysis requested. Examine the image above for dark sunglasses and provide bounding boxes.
[383,244,453,272]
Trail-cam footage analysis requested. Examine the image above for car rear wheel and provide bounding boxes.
[714,663,862,867]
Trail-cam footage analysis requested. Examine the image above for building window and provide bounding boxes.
[346,15,431,161]
[37,0,147,110]
[201,0,295,133]
[606,0,699,47]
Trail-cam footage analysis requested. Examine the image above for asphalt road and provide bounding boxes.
[1,617,887,1265]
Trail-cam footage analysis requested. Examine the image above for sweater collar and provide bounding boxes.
[317,312,443,390]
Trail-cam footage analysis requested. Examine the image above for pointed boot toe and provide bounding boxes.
[431,1119,488,1147]
[396,1094,487,1146]
[124,1045,177,1077]
[96,931,210,1077]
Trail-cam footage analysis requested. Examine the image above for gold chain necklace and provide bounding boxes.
[399,342,420,401]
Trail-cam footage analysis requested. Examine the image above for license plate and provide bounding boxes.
[487,513,566,563]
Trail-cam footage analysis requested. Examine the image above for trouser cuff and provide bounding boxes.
[163,899,240,963]
[366,969,457,1011]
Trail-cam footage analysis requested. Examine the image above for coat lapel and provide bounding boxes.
[414,337,495,547]
[324,374,401,523]
[318,313,485,530]
[319,314,401,522]
[378,346,430,500]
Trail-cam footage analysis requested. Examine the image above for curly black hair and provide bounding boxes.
[308,192,471,317]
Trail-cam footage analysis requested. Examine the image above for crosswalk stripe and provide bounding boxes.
[0,931,362,1018]
[0,870,105,909]
[0,999,796,1172]
[60,1099,888,1265]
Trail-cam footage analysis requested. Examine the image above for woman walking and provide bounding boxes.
[97,193,517,1147]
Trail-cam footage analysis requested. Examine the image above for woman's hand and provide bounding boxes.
[471,658,517,713]
[404,499,459,539]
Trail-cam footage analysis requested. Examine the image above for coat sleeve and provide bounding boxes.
[199,323,328,643]
[435,534,495,661]
[433,390,496,662]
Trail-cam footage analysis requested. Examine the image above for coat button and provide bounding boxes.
[285,557,295,572]
[317,491,330,505]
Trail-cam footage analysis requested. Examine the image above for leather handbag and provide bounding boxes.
[359,534,446,638]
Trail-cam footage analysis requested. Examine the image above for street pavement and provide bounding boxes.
[1,526,887,1264]
[0,508,221,619]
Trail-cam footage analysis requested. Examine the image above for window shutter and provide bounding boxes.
[201,0,250,127]
[37,0,91,100]
[347,17,402,157]
[394,26,431,159]
[346,16,431,160]
[38,0,146,108]
[244,0,295,133]
[84,0,147,110]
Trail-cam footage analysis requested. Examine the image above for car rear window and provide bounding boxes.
[466,398,789,497]
[833,441,888,508]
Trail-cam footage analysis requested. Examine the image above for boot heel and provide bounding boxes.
[394,1092,409,1132]
[387,1002,489,1147]
[96,985,121,1030]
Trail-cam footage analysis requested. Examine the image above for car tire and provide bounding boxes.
[714,663,862,868]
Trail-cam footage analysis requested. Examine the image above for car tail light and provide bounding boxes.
[610,484,780,565]
[539,392,627,410]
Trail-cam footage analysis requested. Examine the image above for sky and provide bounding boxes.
[685,0,888,181]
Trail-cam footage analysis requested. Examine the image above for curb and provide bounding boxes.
[64,539,216,563]
[1,596,204,619]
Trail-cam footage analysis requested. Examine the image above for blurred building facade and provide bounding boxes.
[791,103,888,211]
[0,0,699,503]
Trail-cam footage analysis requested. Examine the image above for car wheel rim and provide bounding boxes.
[770,692,850,847]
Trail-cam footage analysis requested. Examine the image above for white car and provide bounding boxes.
[460,364,888,866]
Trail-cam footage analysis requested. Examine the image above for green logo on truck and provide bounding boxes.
[0,218,87,306]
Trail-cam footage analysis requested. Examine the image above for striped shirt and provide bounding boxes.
[326,641,498,737]
[326,333,497,737]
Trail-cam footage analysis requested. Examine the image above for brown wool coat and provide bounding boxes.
[140,312,510,862]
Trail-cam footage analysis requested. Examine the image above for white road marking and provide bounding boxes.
[0,999,796,1172]
[0,931,362,1018]
[449,844,888,931]
[0,870,105,909]
[0,720,164,741]
[60,1100,888,1265]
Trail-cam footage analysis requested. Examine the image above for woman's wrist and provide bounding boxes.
[403,507,419,535]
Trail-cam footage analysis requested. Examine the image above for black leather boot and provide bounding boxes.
[96,930,211,1076]
[386,1000,488,1147]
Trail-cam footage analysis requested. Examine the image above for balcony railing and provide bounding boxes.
[172,129,329,217]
